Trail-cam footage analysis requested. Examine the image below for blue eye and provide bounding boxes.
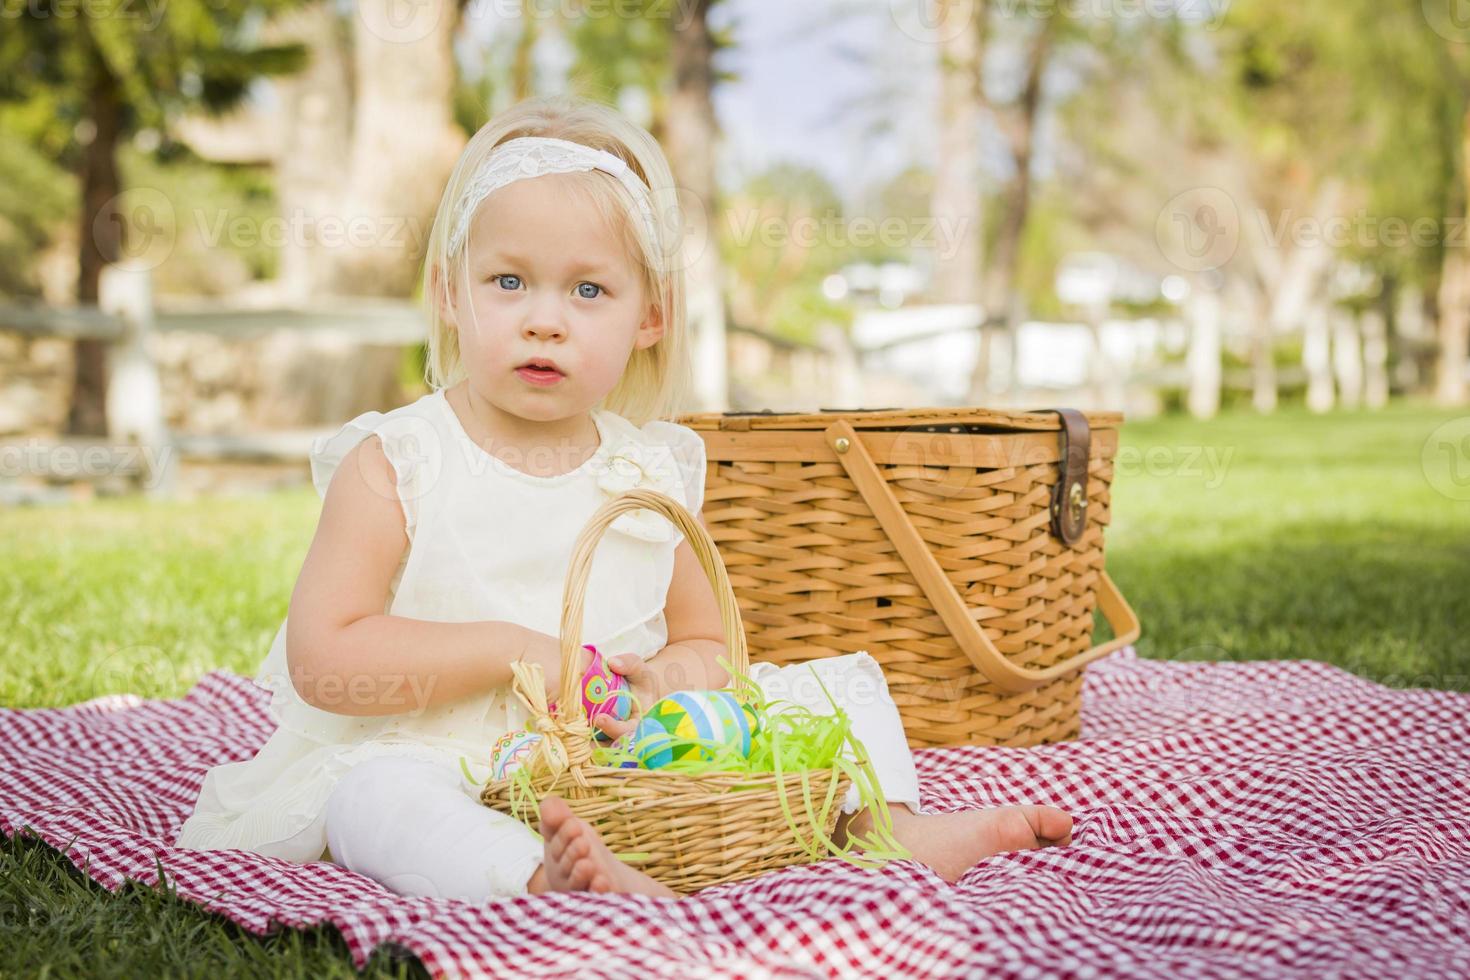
[576,282,603,299]
[492,274,522,290]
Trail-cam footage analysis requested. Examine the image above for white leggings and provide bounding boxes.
[325,755,542,899]
[324,652,920,901]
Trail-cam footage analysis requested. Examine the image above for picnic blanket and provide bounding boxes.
[2,646,1468,979]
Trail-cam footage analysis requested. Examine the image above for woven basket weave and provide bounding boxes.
[675,405,1141,750]
[479,487,856,895]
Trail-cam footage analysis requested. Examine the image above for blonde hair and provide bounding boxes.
[420,95,692,426]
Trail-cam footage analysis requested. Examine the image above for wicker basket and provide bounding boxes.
[675,405,1142,750]
[479,487,857,895]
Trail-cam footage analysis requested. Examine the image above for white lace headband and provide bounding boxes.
[447,135,662,259]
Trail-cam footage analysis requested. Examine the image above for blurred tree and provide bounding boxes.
[721,164,851,343]
[0,126,72,297]
[327,0,465,297]
[0,0,306,436]
[666,0,738,409]
[930,0,984,308]
[565,0,681,138]
[1223,0,1469,405]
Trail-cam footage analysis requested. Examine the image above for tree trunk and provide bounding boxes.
[1331,308,1363,408]
[666,0,728,411]
[512,0,539,101]
[66,53,124,437]
[333,0,464,298]
[969,18,1051,404]
[929,0,983,307]
[1245,179,1344,414]
[265,0,353,305]
[1251,294,1278,413]
[1360,308,1389,408]
[1186,288,1221,419]
[1303,303,1333,412]
[1435,245,1469,404]
[1436,109,1470,406]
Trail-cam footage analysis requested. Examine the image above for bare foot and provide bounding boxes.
[840,803,1073,884]
[528,795,676,898]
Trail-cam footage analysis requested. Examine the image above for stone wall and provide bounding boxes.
[0,329,420,438]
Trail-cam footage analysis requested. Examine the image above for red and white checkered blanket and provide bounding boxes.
[3,647,1468,978]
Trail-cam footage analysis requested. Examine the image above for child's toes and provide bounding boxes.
[571,856,600,890]
[540,796,573,835]
[1027,805,1072,844]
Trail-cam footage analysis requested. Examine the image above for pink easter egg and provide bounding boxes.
[549,643,630,722]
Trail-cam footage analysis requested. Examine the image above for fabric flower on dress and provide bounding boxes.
[594,435,683,544]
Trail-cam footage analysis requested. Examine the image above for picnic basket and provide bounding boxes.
[674,406,1141,750]
[479,486,862,895]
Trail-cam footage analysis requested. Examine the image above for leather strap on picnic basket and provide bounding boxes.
[821,414,1140,696]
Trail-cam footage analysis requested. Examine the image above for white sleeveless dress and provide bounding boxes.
[176,387,707,863]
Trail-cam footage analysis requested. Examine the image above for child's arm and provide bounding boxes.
[284,435,562,717]
[647,520,730,698]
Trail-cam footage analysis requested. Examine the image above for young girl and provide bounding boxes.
[175,95,1073,900]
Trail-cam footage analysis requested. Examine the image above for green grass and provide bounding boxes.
[1103,399,1469,692]
[1,398,1466,975]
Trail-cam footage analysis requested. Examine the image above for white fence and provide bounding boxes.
[0,262,425,498]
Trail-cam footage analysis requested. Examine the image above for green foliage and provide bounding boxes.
[566,0,739,107]
[0,122,74,297]
[1220,0,1467,285]
[0,0,309,298]
[721,163,852,342]
[0,0,308,146]
[116,144,280,292]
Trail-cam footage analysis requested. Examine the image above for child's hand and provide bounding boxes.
[517,633,594,704]
[591,653,658,741]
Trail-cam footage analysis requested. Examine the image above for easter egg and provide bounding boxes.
[548,643,630,723]
[631,690,760,769]
[489,729,543,782]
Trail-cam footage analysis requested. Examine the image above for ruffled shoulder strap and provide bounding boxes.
[587,412,708,542]
[308,392,446,540]
[639,418,707,516]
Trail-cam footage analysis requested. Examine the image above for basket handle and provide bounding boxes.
[553,487,751,720]
[821,420,1140,695]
